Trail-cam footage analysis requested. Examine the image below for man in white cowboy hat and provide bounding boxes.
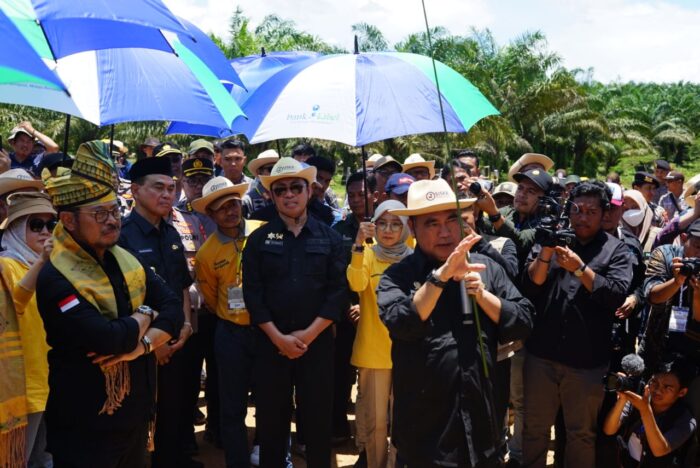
[402,153,435,181]
[507,153,554,183]
[243,149,279,218]
[242,157,348,468]
[376,178,533,468]
[193,177,266,468]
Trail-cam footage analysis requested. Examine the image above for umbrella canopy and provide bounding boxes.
[235,52,499,146]
[166,50,320,137]
[0,7,65,89]
[0,9,245,128]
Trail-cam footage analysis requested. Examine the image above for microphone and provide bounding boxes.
[620,354,645,377]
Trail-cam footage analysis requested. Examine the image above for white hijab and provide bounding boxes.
[0,216,40,266]
[371,200,413,263]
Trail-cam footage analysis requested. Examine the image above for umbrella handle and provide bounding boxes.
[360,146,373,245]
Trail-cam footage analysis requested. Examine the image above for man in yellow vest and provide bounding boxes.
[36,141,182,467]
[193,177,260,468]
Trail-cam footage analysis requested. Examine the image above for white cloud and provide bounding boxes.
[164,0,700,83]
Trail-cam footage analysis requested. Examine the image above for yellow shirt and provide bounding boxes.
[194,221,262,325]
[0,257,49,413]
[347,248,393,369]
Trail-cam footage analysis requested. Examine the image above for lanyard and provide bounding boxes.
[679,285,687,308]
[233,236,248,285]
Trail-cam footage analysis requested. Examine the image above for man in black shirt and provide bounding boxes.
[119,157,196,468]
[242,158,348,468]
[37,140,182,467]
[521,181,632,468]
[376,179,534,467]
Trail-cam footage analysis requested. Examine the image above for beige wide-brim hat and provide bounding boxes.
[247,149,280,175]
[402,153,436,178]
[682,174,700,208]
[366,153,383,169]
[0,191,56,229]
[389,178,476,216]
[493,181,517,198]
[507,153,554,182]
[260,157,317,191]
[0,168,45,196]
[191,176,249,214]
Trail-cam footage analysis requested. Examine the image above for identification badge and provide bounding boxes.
[669,306,689,333]
[227,286,246,313]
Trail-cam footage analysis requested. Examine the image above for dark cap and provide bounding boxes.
[140,137,160,148]
[513,169,553,192]
[153,142,183,160]
[665,171,685,182]
[182,157,214,178]
[385,173,415,195]
[633,172,660,188]
[564,175,581,186]
[129,156,173,181]
[687,219,700,238]
[655,159,671,171]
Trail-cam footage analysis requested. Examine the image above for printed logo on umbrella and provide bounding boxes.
[286,104,340,124]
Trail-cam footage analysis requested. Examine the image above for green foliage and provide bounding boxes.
[0,8,697,182]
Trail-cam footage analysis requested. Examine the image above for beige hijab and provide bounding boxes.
[623,189,653,246]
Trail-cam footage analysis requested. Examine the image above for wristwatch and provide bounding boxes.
[488,212,502,223]
[574,264,587,278]
[141,335,153,355]
[135,305,155,322]
[426,270,449,288]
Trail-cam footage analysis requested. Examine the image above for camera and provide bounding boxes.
[534,195,577,248]
[469,181,482,197]
[679,258,700,277]
[603,373,642,393]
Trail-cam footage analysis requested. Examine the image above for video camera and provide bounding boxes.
[534,195,577,248]
[603,354,645,393]
[679,258,700,277]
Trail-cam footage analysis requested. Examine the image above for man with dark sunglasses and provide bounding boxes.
[242,157,349,468]
[243,149,279,218]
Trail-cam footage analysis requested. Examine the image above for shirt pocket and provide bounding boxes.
[260,242,288,278]
[303,240,330,278]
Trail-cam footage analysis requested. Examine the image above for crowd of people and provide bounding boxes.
[1,120,700,468]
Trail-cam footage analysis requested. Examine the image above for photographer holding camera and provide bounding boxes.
[640,219,700,417]
[603,358,697,467]
[520,181,633,468]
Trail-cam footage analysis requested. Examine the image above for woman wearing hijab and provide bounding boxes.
[347,200,413,468]
[0,192,56,467]
[622,189,662,256]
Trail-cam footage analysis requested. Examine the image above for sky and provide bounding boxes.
[165,0,700,84]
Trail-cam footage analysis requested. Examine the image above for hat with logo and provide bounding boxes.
[0,192,56,230]
[633,172,660,189]
[385,173,415,195]
[0,168,44,196]
[665,171,684,182]
[188,139,214,156]
[388,178,475,216]
[513,168,553,192]
[402,153,436,178]
[8,126,33,141]
[605,182,624,206]
[182,157,214,178]
[153,142,184,160]
[260,157,317,191]
[507,153,554,182]
[191,176,249,213]
[248,149,280,175]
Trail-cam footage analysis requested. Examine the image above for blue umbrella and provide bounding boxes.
[166,50,320,137]
[0,7,65,90]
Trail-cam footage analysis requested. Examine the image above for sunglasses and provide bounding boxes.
[272,183,306,197]
[258,165,275,174]
[28,218,57,233]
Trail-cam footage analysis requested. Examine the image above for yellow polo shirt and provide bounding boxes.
[195,221,263,325]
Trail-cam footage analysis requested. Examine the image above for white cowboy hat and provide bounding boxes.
[191,176,249,213]
[402,153,436,178]
[389,178,476,216]
[0,168,44,196]
[260,157,317,191]
[507,153,554,182]
[366,153,383,169]
[682,174,700,208]
[247,149,280,175]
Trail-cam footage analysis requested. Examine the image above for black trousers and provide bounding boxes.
[51,422,148,468]
[255,328,334,468]
[152,350,187,468]
[332,320,356,438]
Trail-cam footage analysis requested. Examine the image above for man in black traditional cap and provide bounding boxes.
[119,157,199,468]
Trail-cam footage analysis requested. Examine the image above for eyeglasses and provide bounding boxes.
[28,218,57,233]
[376,168,399,178]
[375,220,403,232]
[258,165,275,175]
[77,206,121,224]
[272,183,306,197]
[184,176,210,187]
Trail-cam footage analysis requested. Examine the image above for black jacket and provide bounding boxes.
[377,249,533,466]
